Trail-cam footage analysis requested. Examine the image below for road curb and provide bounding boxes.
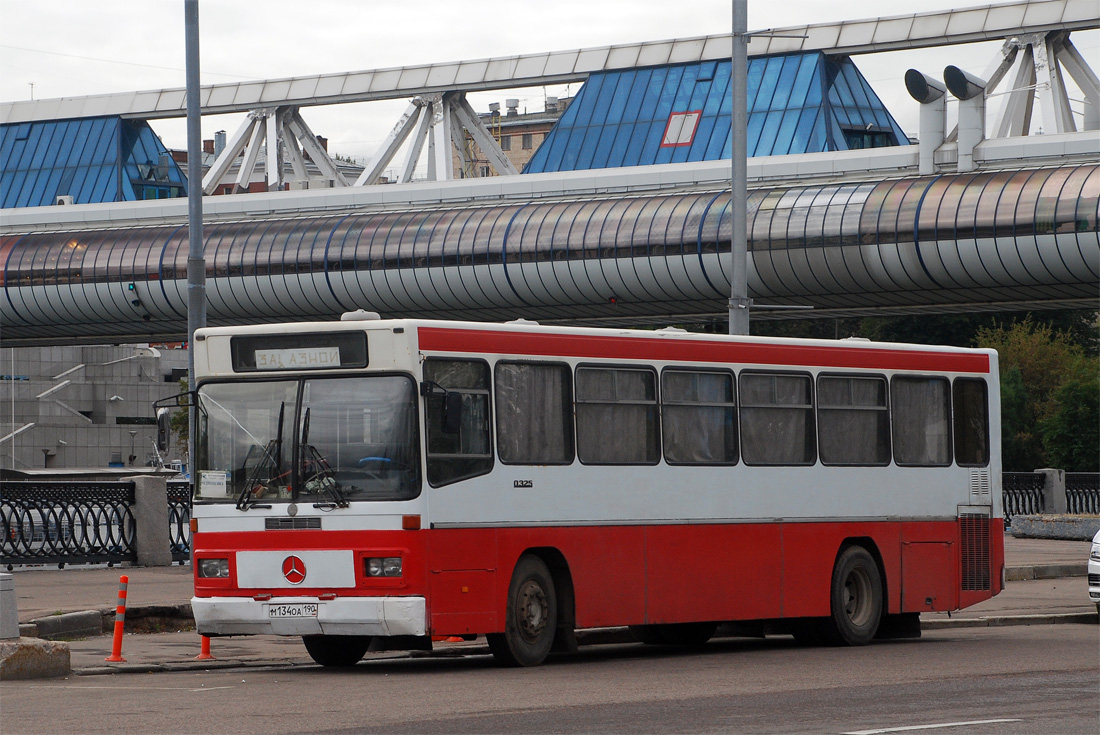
[21,604,196,641]
[1005,563,1085,581]
[921,612,1098,629]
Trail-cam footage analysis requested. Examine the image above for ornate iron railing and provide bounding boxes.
[1,482,136,566]
[1000,472,1046,524]
[1066,473,1100,515]
[167,480,191,563]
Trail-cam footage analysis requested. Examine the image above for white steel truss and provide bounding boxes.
[355,92,517,185]
[985,30,1099,135]
[201,106,350,194]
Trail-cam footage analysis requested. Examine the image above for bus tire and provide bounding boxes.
[302,634,371,667]
[488,555,557,667]
[822,545,882,646]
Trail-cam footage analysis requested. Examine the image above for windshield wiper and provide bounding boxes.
[301,407,347,509]
[236,402,284,511]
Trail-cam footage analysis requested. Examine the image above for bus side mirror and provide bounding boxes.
[443,391,463,435]
[156,407,171,453]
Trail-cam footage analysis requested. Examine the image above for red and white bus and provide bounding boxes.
[185,312,1003,667]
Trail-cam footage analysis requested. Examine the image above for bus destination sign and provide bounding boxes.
[255,347,340,370]
[230,332,368,372]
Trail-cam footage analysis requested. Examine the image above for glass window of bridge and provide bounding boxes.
[891,376,951,466]
[953,378,989,467]
[575,366,659,465]
[424,359,493,486]
[739,372,815,466]
[661,369,738,465]
[495,361,574,465]
[817,374,890,466]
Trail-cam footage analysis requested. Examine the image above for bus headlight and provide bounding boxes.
[365,557,402,577]
[198,558,229,578]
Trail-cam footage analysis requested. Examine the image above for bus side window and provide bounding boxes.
[739,372,816,466]
[817,374,890,466]
[953,378,989,467]
[424,359,493,486]
[575,366,660,465]
[891,375,952,466]
[495,362,574,465]
[661,369,738,465]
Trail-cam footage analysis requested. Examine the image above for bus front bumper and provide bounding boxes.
[191,595,426,637]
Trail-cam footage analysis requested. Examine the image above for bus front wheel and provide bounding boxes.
[822,545,882,646]
[488,555,558,667]
[302,634,371,667]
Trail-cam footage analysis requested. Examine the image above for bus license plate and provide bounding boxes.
[267,603,318,619]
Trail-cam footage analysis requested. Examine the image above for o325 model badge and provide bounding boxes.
[282,555,306,585]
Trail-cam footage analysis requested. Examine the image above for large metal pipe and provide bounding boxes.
[905,70,947,175]
[945,66,988,173]
[1,165,1096,346]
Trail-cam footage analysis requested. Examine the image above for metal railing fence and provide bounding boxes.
[1,482,137,567]
[167,480,191,563]
[1066,473,1100,514]
[1002,472,1046,524]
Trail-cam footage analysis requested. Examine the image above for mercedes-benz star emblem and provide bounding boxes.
[282,555,306,585]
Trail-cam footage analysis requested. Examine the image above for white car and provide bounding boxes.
[1090,530,1100,614]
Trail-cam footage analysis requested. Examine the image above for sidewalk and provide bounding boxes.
[3,535,1095,677]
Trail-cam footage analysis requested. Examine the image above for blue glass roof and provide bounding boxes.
[0,116,187,208]
[525,52,909,173]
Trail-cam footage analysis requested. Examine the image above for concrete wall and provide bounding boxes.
[0,345,188,471]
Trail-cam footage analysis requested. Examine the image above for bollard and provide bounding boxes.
[105,575,129,662]
[195,635,215,660]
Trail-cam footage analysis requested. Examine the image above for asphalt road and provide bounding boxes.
[3,625,1095,735]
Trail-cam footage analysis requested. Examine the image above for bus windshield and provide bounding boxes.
[195,375,421,504]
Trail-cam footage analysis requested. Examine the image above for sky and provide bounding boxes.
[1,1,1096,166]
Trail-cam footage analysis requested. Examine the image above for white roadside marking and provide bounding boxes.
[843,719,1023,735]
[27,684,236,693]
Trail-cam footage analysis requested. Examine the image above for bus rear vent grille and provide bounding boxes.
[265,517,321,530]
[968,468,991,504]
[960,514,990,591]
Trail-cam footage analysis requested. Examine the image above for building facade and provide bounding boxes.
[1,344,188,472]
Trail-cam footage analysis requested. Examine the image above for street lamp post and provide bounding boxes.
[729,0,750,336]
[184,0,206,488]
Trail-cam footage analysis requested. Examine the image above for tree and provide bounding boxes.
[1039,366,1100,471]
[998,366,1042,471]
[169,378,189,455]
[974,317,1100,471]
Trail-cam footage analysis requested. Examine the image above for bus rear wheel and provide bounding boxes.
[302,634,371,667]
[821,545,882,646]
[488,555,557,667]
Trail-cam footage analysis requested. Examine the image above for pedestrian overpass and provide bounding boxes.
[1,0,1097,346]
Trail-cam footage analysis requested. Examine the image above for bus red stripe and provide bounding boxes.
[417,327,990,374]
